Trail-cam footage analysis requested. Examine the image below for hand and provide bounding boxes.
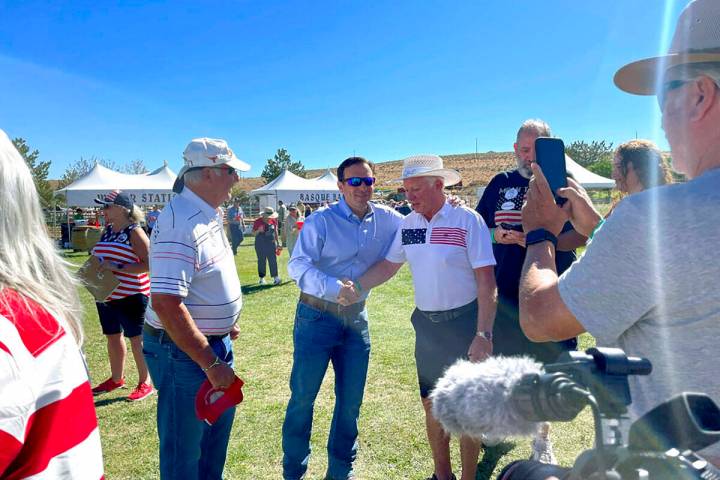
[229,323,240,341]
[557,178,603,237]
[337,280,360,306]
[494,225,526,247]
[468,336,492,363]
[205,361,236,389]
[446,194,466,208]
[521,163,569,235]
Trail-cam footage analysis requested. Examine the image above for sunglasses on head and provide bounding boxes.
[343,177,376,187]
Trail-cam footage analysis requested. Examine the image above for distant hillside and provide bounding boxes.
[242,151,517,195]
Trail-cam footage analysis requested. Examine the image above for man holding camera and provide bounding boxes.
[516,0,720,477]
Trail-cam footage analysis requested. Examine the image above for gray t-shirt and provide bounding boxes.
[559,168,720,457]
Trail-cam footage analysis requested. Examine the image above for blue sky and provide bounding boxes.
[0,1,686,179]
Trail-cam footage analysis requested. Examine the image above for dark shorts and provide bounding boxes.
[96,294,149,337]
[411,300,477,398]
[493,295,577,365]
[497,460,571,480]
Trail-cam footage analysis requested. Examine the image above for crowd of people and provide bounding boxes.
[1,0,719,478]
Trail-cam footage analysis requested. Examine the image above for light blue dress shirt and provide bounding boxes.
[288,198,403,302]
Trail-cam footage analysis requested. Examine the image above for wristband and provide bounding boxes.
[490,228,496,244]
[355,279,364,294]
[476,331,493,341]
[202,356,223,373]
[589,218,606,240]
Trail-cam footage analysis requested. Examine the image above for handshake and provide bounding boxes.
[337,279,362,306]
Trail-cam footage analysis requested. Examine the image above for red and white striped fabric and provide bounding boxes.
[0,289,104,479]
[92,223,150,301]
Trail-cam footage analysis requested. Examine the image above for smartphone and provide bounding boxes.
[534,137,568,205]
[500,222,524,232]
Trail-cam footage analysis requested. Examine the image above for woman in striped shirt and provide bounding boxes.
[91,190,154,402]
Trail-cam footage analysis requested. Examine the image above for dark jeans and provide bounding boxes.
[143,330,235,480]
[229,224,244,255]
[255,239,278,278]
[282,302,371,480]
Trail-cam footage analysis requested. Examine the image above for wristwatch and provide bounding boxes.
[476,331,493,341]
[525,228,558,248]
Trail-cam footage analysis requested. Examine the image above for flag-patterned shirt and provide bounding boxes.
[0,289,104,479]
[386,202,495,311]
[91,223,150,302]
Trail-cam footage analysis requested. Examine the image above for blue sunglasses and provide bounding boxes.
[344,177,376,187]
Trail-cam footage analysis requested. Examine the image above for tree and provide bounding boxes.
[12,138,54,207]
[565,140,614,168]
[261,148,305,183]
[57,156,148,189]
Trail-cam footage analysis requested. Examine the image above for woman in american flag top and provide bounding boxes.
[0,129,103,478]
[90,189,154,401]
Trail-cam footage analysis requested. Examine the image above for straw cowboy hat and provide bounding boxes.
[261,206,279,219]
[393,154,461,187]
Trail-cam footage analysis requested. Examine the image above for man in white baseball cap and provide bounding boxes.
[144,137,249,479]
[507,0,720,477]
[173,137,251,193]
[349,154,497,480]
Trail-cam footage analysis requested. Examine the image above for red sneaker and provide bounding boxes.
[92,377,126,395]
[127,382,155,402]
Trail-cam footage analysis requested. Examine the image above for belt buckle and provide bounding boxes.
[426,312,445,323]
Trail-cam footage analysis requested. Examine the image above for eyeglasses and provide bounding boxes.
[343,177,376,187]
[216,166,237,176]
[657,79,691,108]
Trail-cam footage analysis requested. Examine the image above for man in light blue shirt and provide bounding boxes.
[282,156,403,480]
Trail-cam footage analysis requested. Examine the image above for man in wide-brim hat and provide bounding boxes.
[515,0,720,477]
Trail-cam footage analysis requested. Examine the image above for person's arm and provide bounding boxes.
[556,228,587,251]
[519,163,586,341]
[120,227,150,274]
[357,259,402,291]
[273,219,279,245]
[467,266,497,361]
[151,294,236,388]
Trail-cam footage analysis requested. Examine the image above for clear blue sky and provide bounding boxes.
[0,1,686,179]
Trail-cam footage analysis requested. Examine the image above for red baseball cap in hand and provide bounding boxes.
[195,376,245,425]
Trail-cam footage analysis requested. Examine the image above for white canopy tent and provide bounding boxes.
[251,169,341,207]
[565,155,615,189]
[56,163,178,207]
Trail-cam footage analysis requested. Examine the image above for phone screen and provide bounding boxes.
[534,137,568,204]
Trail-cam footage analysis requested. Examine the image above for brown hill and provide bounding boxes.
[242,152,517,195]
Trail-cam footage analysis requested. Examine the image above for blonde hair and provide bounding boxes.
[0,130,84,344]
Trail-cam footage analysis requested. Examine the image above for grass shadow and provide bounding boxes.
[94,396,133,408]
[477,440,516,480]
[242,281,293,295]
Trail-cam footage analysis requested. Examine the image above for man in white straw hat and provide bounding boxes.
[509,0,720,476]
[144,137,249,479]
[349,154,497,480]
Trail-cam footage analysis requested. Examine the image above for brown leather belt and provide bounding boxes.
[299,292,365,317]
[143,323,228,342]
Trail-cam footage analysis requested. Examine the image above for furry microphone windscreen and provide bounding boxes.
[430,355,543,441]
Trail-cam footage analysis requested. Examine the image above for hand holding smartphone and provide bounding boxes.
[534,137,568,205]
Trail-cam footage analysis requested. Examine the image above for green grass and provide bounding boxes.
[68,238,596,480]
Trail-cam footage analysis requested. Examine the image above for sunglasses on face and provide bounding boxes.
[343,177,376,187]
[657,79,691,108]
[216,166,237,176]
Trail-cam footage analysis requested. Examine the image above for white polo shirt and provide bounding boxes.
[385,202,495,312]
[145,188,242,335]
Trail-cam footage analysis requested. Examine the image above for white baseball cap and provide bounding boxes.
[393,154,461,187]
[614,0,720,95]
[173,138,251,193]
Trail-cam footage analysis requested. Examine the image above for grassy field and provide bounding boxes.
[68,237,596,480]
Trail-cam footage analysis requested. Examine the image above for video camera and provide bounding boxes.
[511,347,720,479]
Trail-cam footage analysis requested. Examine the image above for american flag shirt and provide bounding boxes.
[386,202,495,311]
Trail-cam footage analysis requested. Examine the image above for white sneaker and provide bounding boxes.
[530,436,557,464]
[273,277,281,285]
[259,278,266,285]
